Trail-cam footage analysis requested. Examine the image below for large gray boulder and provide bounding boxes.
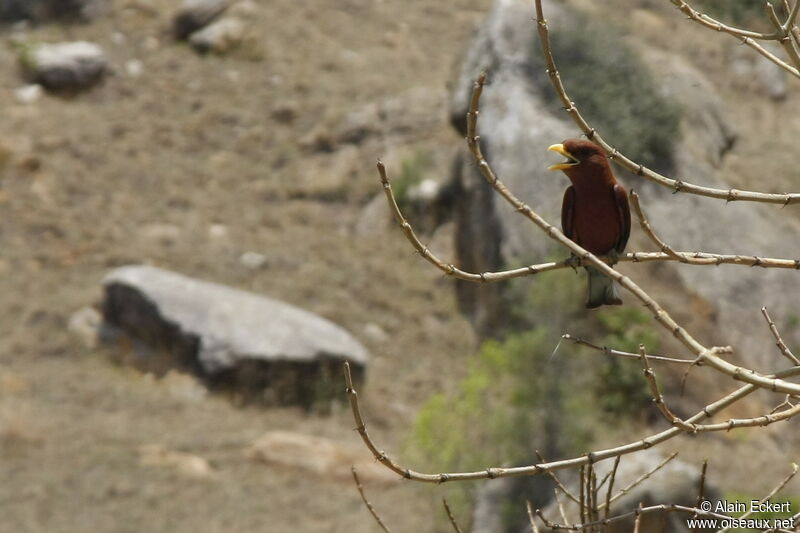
[101,265,368,407]
[449,0,800,368]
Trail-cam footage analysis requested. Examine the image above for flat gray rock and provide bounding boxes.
[102,265,368,406]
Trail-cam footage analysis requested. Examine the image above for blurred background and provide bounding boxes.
[0,0,798,531]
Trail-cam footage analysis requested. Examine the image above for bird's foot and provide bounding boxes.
[566,254,581,271]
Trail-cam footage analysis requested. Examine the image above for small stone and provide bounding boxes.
[139,444,213,478]
[125,59,143,77]
[207,224,228,239]
[239,251,267,270]
[143,36,160,51]
[172,0,229,40]
[141,223,181,245]
[246,431,394,483]
[161,370,207,403]
[14,84,42,104]
[363,323,388,343]
[188,17,245,55]
[271,102,298,124]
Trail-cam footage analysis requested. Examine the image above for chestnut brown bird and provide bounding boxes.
[548,139,630,309]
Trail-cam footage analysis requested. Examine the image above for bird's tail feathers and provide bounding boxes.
[585,266,622,309]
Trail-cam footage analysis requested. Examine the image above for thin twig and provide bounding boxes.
[762,307,800,366]
[535,0,800,203]
[670,0,779,39]
[442,498,464,533]
[351,467,392,533]
[563,334,694,365]
[603,457,621,522]
[640,346,800,432]
[629,191,684,262]
[633,504,643,533]
[536,450,580,504]
[526,501,541,533]
[718,463,798,532]
[689,460,708,533]
[600,453,679,509]
[554,488,569,525]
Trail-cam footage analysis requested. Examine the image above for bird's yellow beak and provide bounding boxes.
[547,144,579,171]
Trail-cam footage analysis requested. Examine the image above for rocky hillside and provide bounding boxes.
[0,0,798,532]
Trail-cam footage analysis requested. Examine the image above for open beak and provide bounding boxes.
[547,144,579,171]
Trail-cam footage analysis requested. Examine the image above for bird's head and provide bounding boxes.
[547,139,611,181]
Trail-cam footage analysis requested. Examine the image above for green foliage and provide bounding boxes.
[531,14,682,172]
[392,150,433,211]
[412,328,591,472]
[594,307,660,416]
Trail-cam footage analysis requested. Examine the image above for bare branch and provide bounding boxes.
[718,463,798,532]
[766,1,800,70]
[563,334,695,365]
[639,345,800,432]
[526,501,541,533]
[762,307,800,366]
[536,450,581,505]
[740,36,800,78]
[632,504,643,533]
[534,0,800,204]
[670,0,780,39]
[344,357,800,482]
[351,467,393,533]
[630,191,684,262]
[442,498,464,533]
[603,457,621,522]
[600,452,679,509]
[689,460,708,532]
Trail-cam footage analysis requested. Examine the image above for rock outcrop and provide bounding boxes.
[101,265,368,407]
[449,0,800,369]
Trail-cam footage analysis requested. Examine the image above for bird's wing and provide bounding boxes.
[561,185,576,240]
[613,184,631,253]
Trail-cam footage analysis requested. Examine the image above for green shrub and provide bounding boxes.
[594,307,660,416]
[531,14,682,173]
[392,150,433,211]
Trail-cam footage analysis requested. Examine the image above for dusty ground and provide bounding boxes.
[0,0,799,532]
[0,1,489,531]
